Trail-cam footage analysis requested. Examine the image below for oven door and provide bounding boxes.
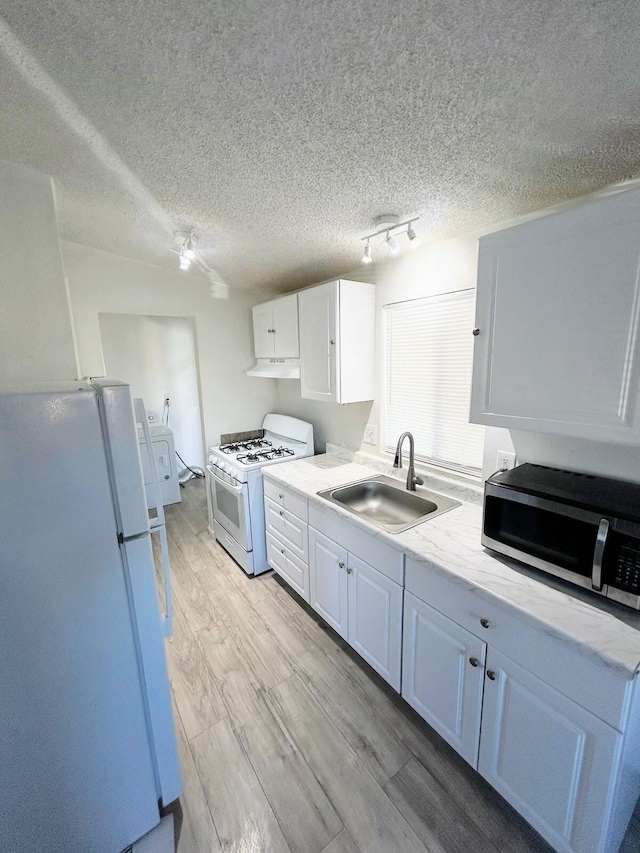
[207,464,252,551]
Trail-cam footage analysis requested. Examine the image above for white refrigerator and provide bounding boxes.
[0,379,182,852]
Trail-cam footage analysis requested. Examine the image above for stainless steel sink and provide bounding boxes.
[317,475,460,533]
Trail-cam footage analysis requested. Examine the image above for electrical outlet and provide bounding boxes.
[363,423,378,445]
[496,450,516,471]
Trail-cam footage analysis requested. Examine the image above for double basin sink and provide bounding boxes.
[318,474,460,534]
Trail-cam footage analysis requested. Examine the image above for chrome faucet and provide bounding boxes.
[393,432,424,491]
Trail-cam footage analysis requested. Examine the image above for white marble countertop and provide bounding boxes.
[264,454,640,679]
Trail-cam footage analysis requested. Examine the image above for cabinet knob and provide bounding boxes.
[338,561,345,569]
[480,618,490,629]
[278,493,284,499]
[346,565,352,574]
[486,670,496,681]
[281,549,285,554]
[469,657,479,667]
[330,339,335,345]
[279,510,284,516]
[472,328,480,336]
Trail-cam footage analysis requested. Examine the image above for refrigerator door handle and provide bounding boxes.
[150,524,173,637]
[134,399,173,638]
[134,398,166,526]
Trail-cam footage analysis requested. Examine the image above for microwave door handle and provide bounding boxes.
[592,519,610,591]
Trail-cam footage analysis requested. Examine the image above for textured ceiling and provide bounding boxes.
[0,1,639,291]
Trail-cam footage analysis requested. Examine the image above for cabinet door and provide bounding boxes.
[272,294,299,358]
[299,282,337,403]
[471,189,640,444]
[347,555,403,691]
[402,593,486,768]
[252,302,274,358]
[478,648,621,853]
[309,528,348,639]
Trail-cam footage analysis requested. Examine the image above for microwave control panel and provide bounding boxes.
[612,542,640,593]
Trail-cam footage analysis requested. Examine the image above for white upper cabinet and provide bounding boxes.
[470,187,640,443]
[299,280,375,404]
[252,293,299,359]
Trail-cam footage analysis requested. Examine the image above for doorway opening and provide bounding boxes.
[98,313,204,469]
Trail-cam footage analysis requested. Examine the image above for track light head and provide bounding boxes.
[386,232,400,255]
[179,254,191,271]
[362,242,373,264]
[407,223,420,248]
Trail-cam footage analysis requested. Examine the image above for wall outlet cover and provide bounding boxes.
[363,423,378,445]
[496,450,516,471]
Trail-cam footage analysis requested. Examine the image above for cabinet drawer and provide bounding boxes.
[405,557,633,730]
[264,497,308,563]
[266,532,309,602]
[309,502,404,584]
[264,477,308,522]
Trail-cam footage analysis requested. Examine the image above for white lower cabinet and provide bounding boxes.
[402,586,636,853]
[402,593,486,767]
[309,527,403,685]
[266,532,309,602]
[478,648,621,853]
[348,554,403,691]
[309,528,349,640]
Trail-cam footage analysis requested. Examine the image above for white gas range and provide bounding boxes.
[206,414,314,575]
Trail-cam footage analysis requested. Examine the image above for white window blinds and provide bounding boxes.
[383,289,484,475]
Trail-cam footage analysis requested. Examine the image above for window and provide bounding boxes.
[383,289,484,476]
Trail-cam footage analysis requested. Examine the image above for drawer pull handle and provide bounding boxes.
[486,670,496,681]
[279,510,284,516]
[338,561,345,569]
[480,618,490,629]
[469,657,479,667]
[279,493,284,499]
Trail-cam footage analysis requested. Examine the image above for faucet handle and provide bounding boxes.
[413,474,424,487]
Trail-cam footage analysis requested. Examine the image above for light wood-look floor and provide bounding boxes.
[158,479,640,853]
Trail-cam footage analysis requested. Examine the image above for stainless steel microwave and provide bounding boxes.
[483,464,640,610]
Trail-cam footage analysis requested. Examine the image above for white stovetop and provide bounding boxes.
[263,452,640,678]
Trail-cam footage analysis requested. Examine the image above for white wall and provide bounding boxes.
[0,159,78,384]
[64,242,277,452]
[99,313,204,467]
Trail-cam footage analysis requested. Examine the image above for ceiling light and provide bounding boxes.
[360,215,420,261]
[174,231,199,271]
[386,232,400,255]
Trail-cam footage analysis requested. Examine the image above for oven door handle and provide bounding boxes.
[592,518,610,592]
[208,464,244,495]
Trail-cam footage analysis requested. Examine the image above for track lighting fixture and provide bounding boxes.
[360,216,420,264]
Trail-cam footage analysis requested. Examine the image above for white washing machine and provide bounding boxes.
[137,425,181,506]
